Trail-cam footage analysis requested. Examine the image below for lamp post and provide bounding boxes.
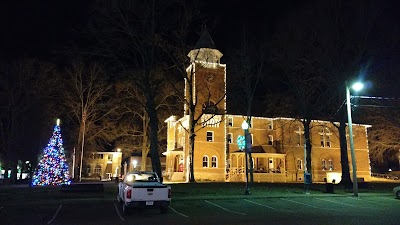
[346,82,363,197]
[242,120,250,195]
[79,111,87,182]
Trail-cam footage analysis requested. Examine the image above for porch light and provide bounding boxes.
[132,160,138,169]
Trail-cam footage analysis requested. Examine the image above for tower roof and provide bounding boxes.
[194,28,216,50]
[188,27,223,63]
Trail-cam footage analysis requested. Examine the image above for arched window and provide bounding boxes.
[294,125,304,146]
[211,156,218,168]
[202,156,209,168]
[319,127,332,148]
[321,159,327,171]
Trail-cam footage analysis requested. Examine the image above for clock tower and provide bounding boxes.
[186,28,226,118]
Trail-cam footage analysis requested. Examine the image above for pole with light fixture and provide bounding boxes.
[346,81,363,197]
[242,120,250,195]
[79,111,86,182]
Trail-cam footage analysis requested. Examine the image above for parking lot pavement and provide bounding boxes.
[1,195,399,225]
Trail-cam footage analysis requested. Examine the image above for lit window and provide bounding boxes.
[202,156,209,168]
[108,154,113,161]
[206,131,213,142]
[326,136,331,147]
[268,135,273,145]
[320,127,332,148]
[94,165,101,174]
[268,120,273,130]
[328,159,333,171]
[94,154,104,159]
[227,117,233,127]
[320,135,325,147]
[211,156,217,168]
[227,133,232,144]
[296,159,303,170]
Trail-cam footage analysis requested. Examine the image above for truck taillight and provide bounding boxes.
[127,189,132,199]
[168,189,171,198]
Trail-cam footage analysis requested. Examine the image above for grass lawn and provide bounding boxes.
[169,181,399,197]
[1,180,398,204]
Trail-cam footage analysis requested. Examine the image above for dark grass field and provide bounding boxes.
[1,180,399,204]
[168,181,400,197]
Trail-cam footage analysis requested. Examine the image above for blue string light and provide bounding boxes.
[32,121,71,186]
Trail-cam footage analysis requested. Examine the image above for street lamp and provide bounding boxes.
[242,120,250,195]
[346,81,363,197]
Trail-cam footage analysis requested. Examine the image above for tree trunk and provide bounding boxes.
[189,110,196,183]
[141,115,148,172]
[303,119,312,183]
[145,92,162,182]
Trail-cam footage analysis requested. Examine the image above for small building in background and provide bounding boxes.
[82,151,122,181]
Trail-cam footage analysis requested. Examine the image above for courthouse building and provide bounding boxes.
[163,30,372,183]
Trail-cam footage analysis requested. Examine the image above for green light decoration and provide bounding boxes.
[237,135,245,150]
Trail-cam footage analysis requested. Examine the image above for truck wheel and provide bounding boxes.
[160,206,168,214]
[122,203,129,215]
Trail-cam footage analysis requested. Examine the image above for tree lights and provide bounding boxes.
[32,119,71,186]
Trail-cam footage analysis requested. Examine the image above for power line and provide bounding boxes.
[355,96,400,101]
[354,105,400,108]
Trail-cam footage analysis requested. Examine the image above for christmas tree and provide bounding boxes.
[32,119,71,186]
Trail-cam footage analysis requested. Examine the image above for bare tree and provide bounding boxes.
[269,0,381,189]
[61,61,114,180]
[270,7,331,183]
[0,59,53,183]
[83,0,183,179]
[367,111,400,164]
[313,0,379,189]
[229,28,266,184]
[116,72,176,171]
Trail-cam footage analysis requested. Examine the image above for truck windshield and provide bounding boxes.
[125,173,158,183]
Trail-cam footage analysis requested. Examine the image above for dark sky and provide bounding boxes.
[0,0,304,59]
[0,0,90,59]
[1,0,400,96]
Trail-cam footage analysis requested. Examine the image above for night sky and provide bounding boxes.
[0,0,305,58]
[1,0,400,95]
[0,0,89,59]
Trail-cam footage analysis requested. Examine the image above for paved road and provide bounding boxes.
[1,194,399,225]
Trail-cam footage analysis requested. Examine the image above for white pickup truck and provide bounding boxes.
[117,171,171,215]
